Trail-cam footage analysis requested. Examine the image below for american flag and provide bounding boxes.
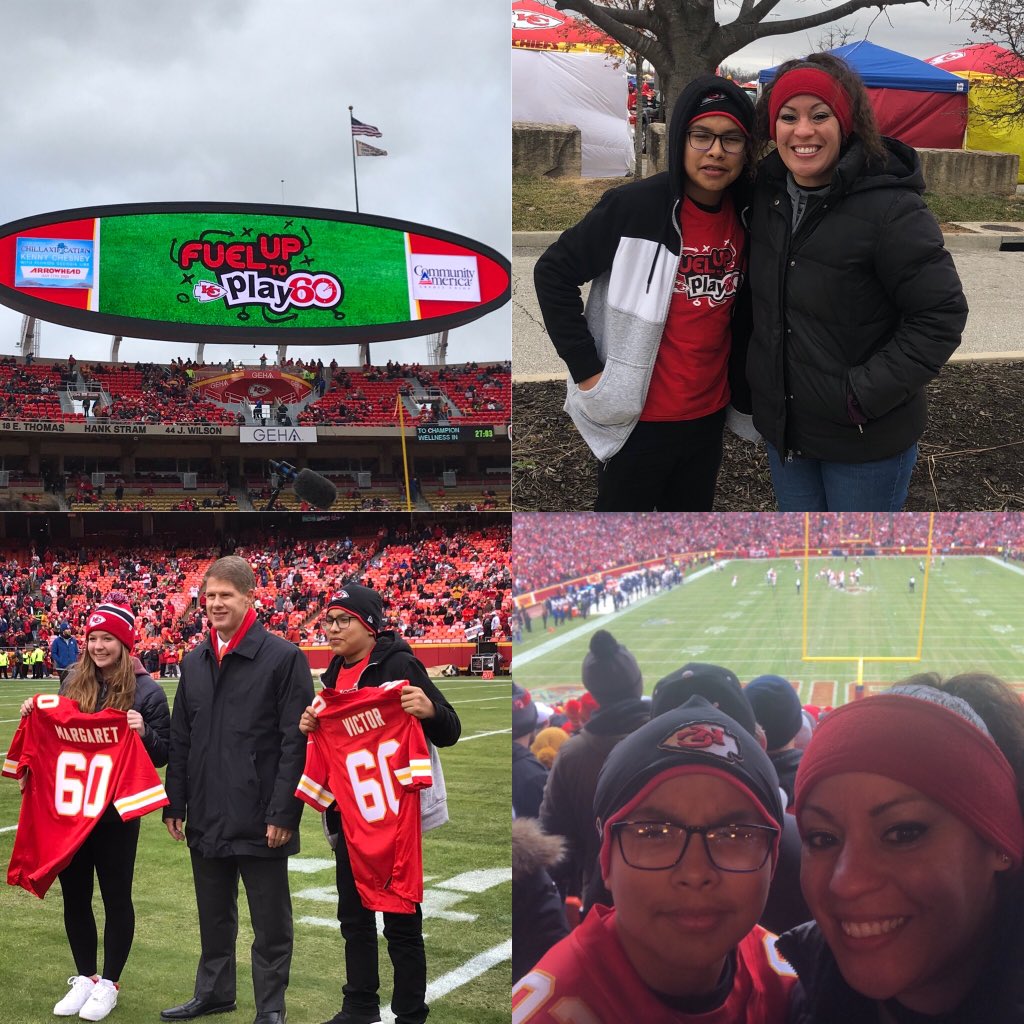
[351,117,382,138]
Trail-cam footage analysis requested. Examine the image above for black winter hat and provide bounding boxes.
[594,697,784,877]
[651,662,756,735]
[512,681,539,739]
[688,84,754,134]
[582,629,643,705]
[327,584,383,635]
[746,674,803,752]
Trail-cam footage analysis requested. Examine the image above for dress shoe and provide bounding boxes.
[160,996,237,1020]
[253,1012,286,1024]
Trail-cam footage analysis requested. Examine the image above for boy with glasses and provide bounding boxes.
[300,584,460,1024]
[535,75,758,512]
[513,697,796,1023]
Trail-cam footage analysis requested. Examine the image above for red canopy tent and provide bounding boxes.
[512,0,620,52]
[927,43,1024,77]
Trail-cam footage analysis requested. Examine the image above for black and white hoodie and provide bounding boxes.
[534,74,754,462]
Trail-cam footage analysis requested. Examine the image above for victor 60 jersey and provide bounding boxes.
[296,681,432,913]
[3,694,169,898]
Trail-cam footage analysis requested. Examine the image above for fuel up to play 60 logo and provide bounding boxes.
[407,254,480,303]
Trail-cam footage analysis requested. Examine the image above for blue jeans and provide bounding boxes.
[766,442,917,512]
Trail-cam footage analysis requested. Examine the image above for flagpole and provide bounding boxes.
[348,105,360,213]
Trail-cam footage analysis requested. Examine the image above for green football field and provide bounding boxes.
[0,673,511,1024]
[513,555,1024,708]
[99,213,411,329]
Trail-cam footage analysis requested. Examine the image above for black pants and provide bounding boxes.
[335,835,427,1024]
[189,850,293,1013]
[58,811,140,982]
[595,408,727,512]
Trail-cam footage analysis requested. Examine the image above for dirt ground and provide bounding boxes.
[512,361,1024,511]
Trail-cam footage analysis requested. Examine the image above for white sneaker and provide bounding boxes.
[53,976,96,1016]
[78,978,118,1021]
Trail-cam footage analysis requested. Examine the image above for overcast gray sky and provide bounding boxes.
[724,0,982,73]
[0,1,510,368]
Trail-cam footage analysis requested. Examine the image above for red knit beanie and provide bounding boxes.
[85,593,136,652]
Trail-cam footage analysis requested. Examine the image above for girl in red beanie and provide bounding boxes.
[779,673,1024,1022]
[16,594,169,1021]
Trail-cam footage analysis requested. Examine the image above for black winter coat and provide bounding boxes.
[320,631,461,749]
[164,620,314,858]
[512,742,548,820]
[779,897,1024,1023]
[748,138,967,462]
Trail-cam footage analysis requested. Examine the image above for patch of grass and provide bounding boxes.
[512,175,1024,232]
[0,674,511,1024]
[512,175,630,231]
[924,190,1024,225]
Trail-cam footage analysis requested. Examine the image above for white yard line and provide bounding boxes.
[459,728,511,742]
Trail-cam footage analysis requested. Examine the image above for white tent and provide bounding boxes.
[512,48,631,178]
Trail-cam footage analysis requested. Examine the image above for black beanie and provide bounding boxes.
[745,674,803,752]
[594,696,783,878]
[512,682,539,739]
[327,584,383,635]
[582,629,643,705]
[689,85,753,135]
[651,662,756,735]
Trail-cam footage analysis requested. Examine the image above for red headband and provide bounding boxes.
[769,67,854,140]
[795,695,1024,868]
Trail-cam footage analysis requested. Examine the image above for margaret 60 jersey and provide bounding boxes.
[3,694,168,897]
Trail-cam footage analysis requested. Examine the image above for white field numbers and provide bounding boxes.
[346,739,401,822]
[512,972,601,1024]
[34,695,116,818]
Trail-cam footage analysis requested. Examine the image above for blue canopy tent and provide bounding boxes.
[759,41,968,148]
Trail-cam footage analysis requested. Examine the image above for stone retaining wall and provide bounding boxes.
[512,123,582,178]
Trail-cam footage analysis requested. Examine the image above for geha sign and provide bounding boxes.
[0,203,511,344]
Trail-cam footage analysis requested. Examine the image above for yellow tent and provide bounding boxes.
[928,46,1024,183]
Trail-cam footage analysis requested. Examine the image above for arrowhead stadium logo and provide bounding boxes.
[194,280,227,302]
[659,721,742,763]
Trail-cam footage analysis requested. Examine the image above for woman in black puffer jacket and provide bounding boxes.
[747,53,967,512]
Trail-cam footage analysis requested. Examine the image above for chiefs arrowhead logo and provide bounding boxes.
[337,590,349,598]
[87,613,106,629]
[659,721,742,763]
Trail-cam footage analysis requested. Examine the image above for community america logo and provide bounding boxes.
[659,722,742,762]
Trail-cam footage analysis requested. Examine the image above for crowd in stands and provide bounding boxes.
[0,352,511,429]
[0,521,512,669]
[513,512,1024,594]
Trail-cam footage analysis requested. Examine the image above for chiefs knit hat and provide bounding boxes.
[85,593,136,652]
[595,696,784,879]
[745,674,803,752]
[651,662,756,735]
[327,584,382,635]
[582,629,644,705]
[513,682,539,739]
[689,83,754,135]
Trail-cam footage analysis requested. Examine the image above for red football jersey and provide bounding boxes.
[295,681,432,913]
[3,694,169,898]
[512,906,796,1024]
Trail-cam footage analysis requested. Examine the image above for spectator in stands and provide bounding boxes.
[745,674,805,808]
[49,623,79,684]
[298,584,460,1024]
[540,629,648,909]
[781,675,1024,1021]
[513,683,548,819]
[513,698,796,1021]
[161,557,313,1024]
[18,595,170,1022]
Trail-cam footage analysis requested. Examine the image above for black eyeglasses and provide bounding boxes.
[321,614,354,631]
[686,129,747,155]
[611,820,778,872]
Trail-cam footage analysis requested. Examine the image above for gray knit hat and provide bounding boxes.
[582,630,643,706]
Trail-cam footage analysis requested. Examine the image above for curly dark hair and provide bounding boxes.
[753,52,886,165]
